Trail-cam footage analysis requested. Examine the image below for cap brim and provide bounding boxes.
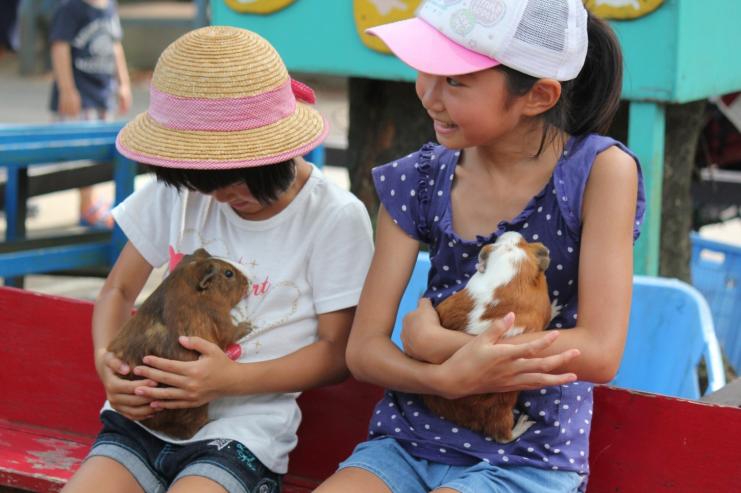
[367,18,500,76]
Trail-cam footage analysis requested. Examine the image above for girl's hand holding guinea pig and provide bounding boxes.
[401,299,580,398]
[429,318,581,400]
[132,335,241,410]
[96,348,160,421]
[401,298,471,364]
[402,300,582,399]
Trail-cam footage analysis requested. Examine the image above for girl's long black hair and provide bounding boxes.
[500,10,623,152]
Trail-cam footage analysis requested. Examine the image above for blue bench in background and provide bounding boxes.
[0,121,136,286]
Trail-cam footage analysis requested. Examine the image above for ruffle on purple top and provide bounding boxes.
[552,136,646,241]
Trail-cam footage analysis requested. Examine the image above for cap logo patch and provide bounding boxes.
[428,0,465,7]
[470,0,506,27]
[450,9,477,34]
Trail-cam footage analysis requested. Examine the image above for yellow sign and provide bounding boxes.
[584,0,664,20]
[354,0,422,54]
[225,0,296,14]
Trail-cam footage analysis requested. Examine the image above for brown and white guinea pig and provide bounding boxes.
[423,231,552,443]
[107,248,252,439]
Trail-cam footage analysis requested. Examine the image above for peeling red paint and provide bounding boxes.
[28,438,84,471]
[0,421,91,492]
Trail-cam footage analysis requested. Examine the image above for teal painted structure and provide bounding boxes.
[211,1,414,80]
[213,0,741,275]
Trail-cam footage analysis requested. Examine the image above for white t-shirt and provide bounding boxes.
[107,166,374,473]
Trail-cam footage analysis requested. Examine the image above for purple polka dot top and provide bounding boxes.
[368,134,645,476]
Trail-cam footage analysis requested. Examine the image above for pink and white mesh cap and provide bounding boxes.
[367,0,588,81]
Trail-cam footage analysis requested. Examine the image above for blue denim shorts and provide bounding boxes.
[87,411,281,493]
[338,437,584,493]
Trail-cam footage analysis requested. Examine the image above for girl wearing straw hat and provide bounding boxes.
[317,1,644,492]
[62,26,373,493]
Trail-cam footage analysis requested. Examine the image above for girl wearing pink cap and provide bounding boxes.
[62,27,373,493]
[318,1,644,492]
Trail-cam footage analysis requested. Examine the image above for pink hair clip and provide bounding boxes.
[168,245,186,272]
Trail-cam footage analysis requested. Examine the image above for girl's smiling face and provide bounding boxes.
[415,68,526,150]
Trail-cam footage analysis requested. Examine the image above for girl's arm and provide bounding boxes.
[93,242,158,420]
[112,42,131,115]
[401,297,472,364]
[129,307,355,408]
[408,146,639,392]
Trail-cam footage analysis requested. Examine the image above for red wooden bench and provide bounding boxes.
[1,286,739,492]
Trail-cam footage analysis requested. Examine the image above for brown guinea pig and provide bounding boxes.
[423,231,552,443]
[107,248,252,439]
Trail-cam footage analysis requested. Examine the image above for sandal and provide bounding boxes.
[80,199,114,230]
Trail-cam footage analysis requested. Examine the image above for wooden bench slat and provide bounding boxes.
[0,287,104,436]
[589,386,741,492]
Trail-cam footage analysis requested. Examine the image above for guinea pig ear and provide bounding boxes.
[532,243,551,272]
[197,264,217,291]
[193,248,211,259]
[178,248,209,268]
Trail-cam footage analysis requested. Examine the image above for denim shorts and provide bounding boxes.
[87,411,281,493]
[338,437,584,493]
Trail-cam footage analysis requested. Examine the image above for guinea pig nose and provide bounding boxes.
[225,269,234,278]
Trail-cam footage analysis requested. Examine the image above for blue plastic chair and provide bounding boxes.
[690,233,741,373]
[390,257,726,400]
[612,276,726,399]
[304,144,325,168]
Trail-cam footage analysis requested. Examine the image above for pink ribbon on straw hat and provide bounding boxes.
[148,78,318,132]
[290,79,316,104]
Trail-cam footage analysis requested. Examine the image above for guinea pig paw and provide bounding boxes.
[509,414,536,442]
[550,299,563,322]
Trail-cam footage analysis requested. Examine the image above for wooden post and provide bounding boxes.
[3,166,28,288]
[660,100,707,282]
[347,78,434,214]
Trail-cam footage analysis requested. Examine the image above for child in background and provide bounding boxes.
[49,0,131,229]
[61,26,373,493]
[318,0,644,492]
[0,0,20,57]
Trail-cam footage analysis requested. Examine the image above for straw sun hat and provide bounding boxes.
[116,26,328,169]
